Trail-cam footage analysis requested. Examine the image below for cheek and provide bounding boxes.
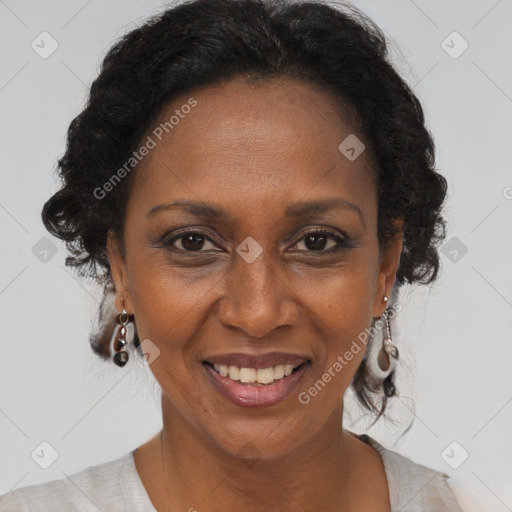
[306,257,376,338]
[299,306,372,414]
[127,253,215,332]
[126,261,217,379]
[301,264,376,399]
[127,268,210,416]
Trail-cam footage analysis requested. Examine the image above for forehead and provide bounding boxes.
[130,76,376,220]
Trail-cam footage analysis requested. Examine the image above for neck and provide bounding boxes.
[156,393,356,512]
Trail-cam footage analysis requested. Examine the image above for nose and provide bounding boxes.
[216,252,300,338]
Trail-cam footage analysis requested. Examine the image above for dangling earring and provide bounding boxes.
[365,296,399,380]
[377,298,399,372]
[109,297,134,367]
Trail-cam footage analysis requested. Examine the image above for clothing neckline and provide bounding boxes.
[347,431,397,510]
[124,431,394,512]
[125,448,158,511]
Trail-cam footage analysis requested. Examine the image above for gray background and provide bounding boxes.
[1,1,511,510]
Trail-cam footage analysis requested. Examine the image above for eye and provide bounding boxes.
[164,230,220,252]
[160,228,351,254]
[292,229,350,253]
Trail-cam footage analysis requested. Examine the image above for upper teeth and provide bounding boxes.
[212,364,301,384]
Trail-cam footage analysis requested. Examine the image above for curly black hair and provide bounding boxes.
[41,0,447,421]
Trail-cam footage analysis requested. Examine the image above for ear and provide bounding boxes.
[106,229,133,314]
[371,219,403,318]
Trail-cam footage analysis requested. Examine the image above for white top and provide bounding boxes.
[0,434,467,511]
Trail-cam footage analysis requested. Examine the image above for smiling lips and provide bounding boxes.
[203,352,310,407]
[205,352,310,369]
[204,352,309,384]
[213,362,300,385]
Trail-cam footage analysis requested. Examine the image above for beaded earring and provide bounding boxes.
[109,297,134,367]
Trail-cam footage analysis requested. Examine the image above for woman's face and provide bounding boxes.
[108,77,402,460]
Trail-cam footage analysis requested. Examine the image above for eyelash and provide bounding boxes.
[160,228,352,254]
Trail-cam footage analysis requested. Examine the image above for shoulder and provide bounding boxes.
[360,434,467,512]
[0,451,148,512]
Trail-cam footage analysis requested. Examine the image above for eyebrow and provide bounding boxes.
[147,198,365,226]
[285,198,364,227]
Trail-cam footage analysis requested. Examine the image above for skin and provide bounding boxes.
[107,76,403,512]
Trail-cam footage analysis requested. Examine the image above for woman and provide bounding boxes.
[0,0,470,510]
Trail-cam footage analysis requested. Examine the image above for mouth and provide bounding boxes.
[201,353,311,408]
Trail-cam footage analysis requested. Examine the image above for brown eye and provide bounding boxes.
[164,230,219,252]
[303,233,333,251]
[292,229,351,253]
[180,233,206,251]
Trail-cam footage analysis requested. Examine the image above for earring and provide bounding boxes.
[377,305,399,372]
[364,296,399,381]
[109,298,134,367]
